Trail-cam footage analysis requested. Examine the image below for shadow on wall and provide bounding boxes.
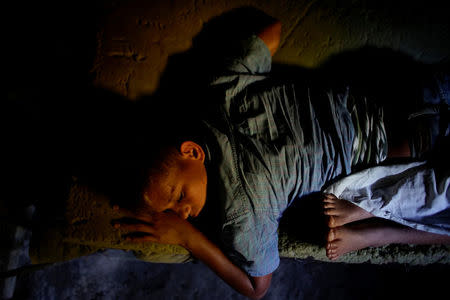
[7,6,447,243]
[134,7,285,123]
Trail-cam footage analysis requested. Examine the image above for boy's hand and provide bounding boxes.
[112,206,272,299]
[112,206,194,248]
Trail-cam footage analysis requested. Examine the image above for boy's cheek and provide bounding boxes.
[140,193,162,213]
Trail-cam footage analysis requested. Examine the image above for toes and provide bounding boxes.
[326,246,340,260]
[323,197,334,203]
[326,247,332,257]
[323,193,338,202]
[326,239,342,260]
[327,242,338,250]
[328,254,339,260]
[326,248,339,260]
[323,202,335,209]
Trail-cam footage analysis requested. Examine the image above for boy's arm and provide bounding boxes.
[115,211,272,300]
[257,20,282,56]
[209,19,280,76]
[184,221,272,300]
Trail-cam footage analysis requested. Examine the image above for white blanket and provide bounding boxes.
[324,161,450,236]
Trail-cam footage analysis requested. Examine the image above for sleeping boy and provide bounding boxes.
[112,18,450,299]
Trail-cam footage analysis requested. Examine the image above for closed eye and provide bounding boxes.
[178,192,184,203]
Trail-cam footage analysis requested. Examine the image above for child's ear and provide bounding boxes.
[179,141,205,162]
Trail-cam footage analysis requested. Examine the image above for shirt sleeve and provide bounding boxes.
[221,35,272,75]
[222,212,280,277]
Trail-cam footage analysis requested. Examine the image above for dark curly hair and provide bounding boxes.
[108,107,202,212]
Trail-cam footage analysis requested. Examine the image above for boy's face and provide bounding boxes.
[142,142,207,220]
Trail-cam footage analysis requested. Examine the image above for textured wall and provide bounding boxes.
[91,0,449,99]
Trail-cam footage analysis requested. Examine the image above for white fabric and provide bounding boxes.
[324,161,450,236]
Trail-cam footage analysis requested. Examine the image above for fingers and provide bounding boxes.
[112,204,133,214]
[111,205,160,242]
[112,204,154,223]
[124,235,158,243]
[112,205,137,218]
[111,206,188,246]
[114,222,155,234]
[113,221,160,243]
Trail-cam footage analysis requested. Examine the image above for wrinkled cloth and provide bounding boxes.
[200,34,449,276]
[408,71,450,159]
[348,95,387,166]
[324,159,450,236]
[324,73,450,236]
[201,35,380,276]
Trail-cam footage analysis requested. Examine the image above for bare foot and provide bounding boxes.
[326,224,380,260]
[326,216,450,260]
[323,193,374,228]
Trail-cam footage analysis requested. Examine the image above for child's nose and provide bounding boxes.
[177,204,191,220]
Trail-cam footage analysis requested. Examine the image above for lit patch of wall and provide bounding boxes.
[91,0,449,99]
